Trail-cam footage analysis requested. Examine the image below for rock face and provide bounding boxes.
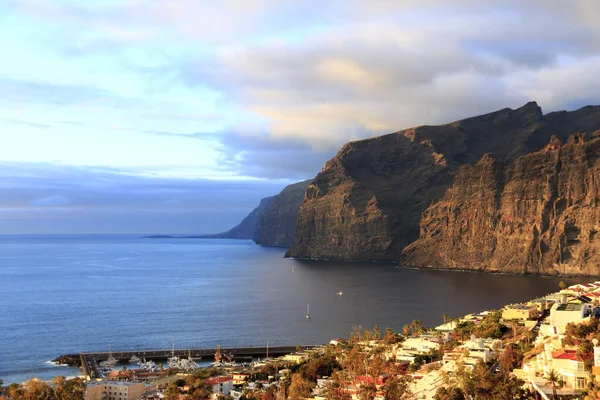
[402,132,600,276]
[214,180,311,246]
[214,196,276,239]
[287,102,600,261]
[254,179,312,246]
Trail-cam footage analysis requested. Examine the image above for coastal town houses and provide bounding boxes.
[517,328,599,398]
[85,380,145,400]
[442,336,501,366]
[205,376,233,397]
[548,302,593,335]
[502,304,539,322]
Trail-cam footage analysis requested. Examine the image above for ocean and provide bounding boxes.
[0,234,584,384]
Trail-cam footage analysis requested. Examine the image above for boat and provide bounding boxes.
[306,304,311,319]
[167,343,181,369]
[129,355,141,364]
[337,291,343,296]
[138,358,158,371]
[99,345,118,368]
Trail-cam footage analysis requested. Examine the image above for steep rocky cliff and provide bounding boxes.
[212,195,275,239]
[401,132,600,276]
[214,179,311,246]
[254,179,312,246]
[287,102,600,261]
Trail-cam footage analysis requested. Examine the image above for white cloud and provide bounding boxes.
[30,195,72,206]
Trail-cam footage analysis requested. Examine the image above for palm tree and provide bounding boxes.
[545,369,564,400]
[510,319,519,343]
[442,314,449,324]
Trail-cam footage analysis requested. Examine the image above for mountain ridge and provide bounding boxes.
[286,101,600,265]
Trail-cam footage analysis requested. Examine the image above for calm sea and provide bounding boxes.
[0,235,584,383]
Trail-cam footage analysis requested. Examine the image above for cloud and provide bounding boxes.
[215,132,336,180]
[29,195,72,206]
[5,0,600,184]
[176,1,600,149]
[0,162,290,233]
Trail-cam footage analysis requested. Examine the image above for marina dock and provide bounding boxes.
[67,345,316,379]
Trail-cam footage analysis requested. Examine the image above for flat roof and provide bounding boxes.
[556,303,583,311]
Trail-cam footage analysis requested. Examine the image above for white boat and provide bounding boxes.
[129,355,141,364]
[337,291,343,296]
[306,304,311,319]
[99,345,118,368]
[138,358,158,371]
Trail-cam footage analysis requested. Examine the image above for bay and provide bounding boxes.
[0,234,584,384]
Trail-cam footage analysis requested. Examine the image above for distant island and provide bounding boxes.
[142,235,225,239]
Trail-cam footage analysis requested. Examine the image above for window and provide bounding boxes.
[576,377,587,388]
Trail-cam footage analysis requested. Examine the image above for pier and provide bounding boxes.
[66,345,317,379]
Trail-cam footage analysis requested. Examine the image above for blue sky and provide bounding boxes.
[2,0,600,233]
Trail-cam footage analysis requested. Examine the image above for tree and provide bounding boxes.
[545,370,564,400]
[373,325,381,341]
[52,376,85,400]
[325,373,351,400]
[356,382,377,400]
[509,319,519,342]
[383,328,400,345]
[434,386,465,400]
[499,344,521,376]
[289,374,314,400]
[455,321,475,341]
[382,376,411,400]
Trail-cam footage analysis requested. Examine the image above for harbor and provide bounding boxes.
[60,345,317,380]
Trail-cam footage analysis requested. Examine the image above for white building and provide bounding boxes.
[442,337,501,366]
[85,381,145,400]
[549,302,592,334]
[206,376,233,397]
[395,337,441,363]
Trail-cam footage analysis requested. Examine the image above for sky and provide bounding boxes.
[2,0,600,233]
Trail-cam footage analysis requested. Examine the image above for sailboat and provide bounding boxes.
[305,304,311,319]
[100,344,118,368]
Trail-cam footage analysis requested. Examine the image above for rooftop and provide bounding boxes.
[206,376,233,385]
[551,349,593,361]
[556,303,583,311]
[505,304,536,310]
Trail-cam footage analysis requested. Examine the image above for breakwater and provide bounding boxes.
[58,345,316,379]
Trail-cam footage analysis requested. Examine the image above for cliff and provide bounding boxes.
[402,132,600,276]
[213,179,311,246]
[212,196,275,239]
[254,179,312,246]
[287,102,600,260]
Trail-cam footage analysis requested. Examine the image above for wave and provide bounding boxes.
[44,361,69,367]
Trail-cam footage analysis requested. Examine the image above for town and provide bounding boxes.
[4,281,600,400]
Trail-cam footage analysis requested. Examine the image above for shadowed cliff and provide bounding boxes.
[287,102,600,261]
[402,132,600,276]
[214,179,311,246]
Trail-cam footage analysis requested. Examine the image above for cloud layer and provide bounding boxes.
[3,1,600,231]
[0,163,287,233]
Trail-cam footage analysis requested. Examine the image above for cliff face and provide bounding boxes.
[214,180,311,246]
[254,179,312,246]
[402,132,600,276]
[214,196,275,239]
[287,102,600,260]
